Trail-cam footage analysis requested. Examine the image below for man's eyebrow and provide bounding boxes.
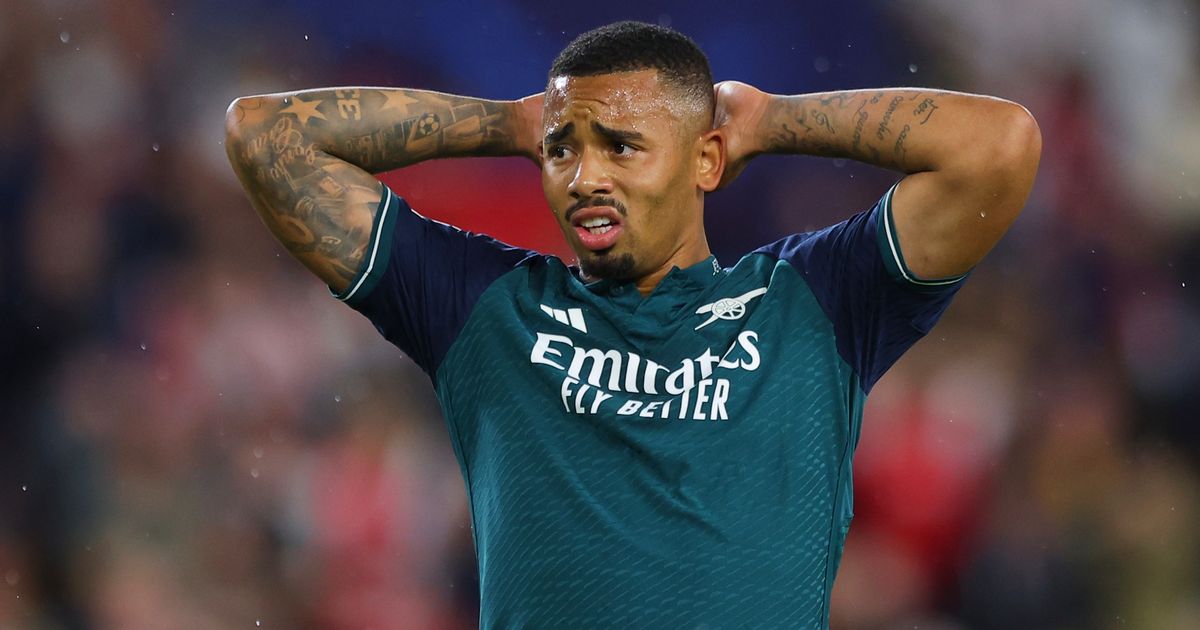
[544,122,575,145]
[591,121,645,143]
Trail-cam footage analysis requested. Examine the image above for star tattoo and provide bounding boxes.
[380,90,419,114]
[280,96,326,126]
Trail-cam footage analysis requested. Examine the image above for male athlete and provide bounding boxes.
[225,21,1039,629]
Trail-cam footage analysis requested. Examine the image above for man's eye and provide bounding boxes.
[613,143,631,155]
[548,146,569,159]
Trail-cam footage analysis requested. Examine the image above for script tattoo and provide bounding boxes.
[851,107,869,155]
[761,89,948,171]
[810,109,835,134]
[876,96,904,140]
[893,123,912,167]
[913,97,939,124]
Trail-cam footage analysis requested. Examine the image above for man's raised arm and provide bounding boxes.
[224,88,542,291]
[715,83,1041,280]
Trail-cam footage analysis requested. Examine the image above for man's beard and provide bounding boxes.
[579,250,636,281]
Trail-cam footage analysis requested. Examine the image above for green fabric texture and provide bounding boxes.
[436,252,862,629]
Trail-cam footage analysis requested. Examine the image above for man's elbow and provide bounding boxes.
[994,103,1042,184]
[224,97,250,161]
[957,102,1041,219]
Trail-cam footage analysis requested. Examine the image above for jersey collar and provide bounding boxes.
[578,255,724,297]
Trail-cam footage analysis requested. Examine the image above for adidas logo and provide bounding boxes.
[540,304,588,333]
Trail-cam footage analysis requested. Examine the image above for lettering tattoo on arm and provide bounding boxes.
[913,97,939,124]
[893,123,912,169]
[762,89,942,171]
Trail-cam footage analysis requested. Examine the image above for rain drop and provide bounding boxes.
[152,143,160,152]
[979,211,986,218]
[250,469,260,479]
[303,35,309,41]
[253,447,264,459]
[1183,283,1187,288]
[908,64,918,73]
[21,485,27,492]
[256,621,262,627]
[139,342,147,350]
[59,31,70,43]
[813,57,830,73]
[333,395,342,403]
[4,570,18,586]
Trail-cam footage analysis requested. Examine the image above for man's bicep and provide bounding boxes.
[887,171,1004,280]
[889,109,1040,279]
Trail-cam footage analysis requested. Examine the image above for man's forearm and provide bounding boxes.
[758,89,1028,174]
[227,87,533,174]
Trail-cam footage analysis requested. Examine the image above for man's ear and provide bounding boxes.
[696,128,725,193]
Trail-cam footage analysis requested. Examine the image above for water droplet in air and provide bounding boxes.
[813,57,830,73]
[256,621,262,627]
[303,35,309,41]
[250,469,260,479]
[908,64,918,73]
[139,342,147,350]
[4,570,19,586]
[1183,283,1187,288]
[21,485,27,492]
[151,143,160,152]
[253,447,264,459]
[979,211,986,218]
[333,395,342,403]
[59,31,70,43]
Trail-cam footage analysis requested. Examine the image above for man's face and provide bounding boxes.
[540,69,718,282]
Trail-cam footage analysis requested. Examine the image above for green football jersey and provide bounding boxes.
[335,182,965,629]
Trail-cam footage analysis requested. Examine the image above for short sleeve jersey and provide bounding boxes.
[334,183,966,629]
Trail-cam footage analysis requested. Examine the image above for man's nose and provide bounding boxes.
[567,148,612,199]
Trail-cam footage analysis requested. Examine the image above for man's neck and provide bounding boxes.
[632,242,713,297]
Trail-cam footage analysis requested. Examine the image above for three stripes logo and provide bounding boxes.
[540,304,588,333]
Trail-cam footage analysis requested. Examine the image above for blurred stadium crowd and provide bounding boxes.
[2,1,1198,628]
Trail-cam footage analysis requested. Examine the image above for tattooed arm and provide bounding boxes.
[224,88,542,291]
[714,83,1041,279]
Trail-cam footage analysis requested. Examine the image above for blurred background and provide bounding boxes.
[2,0,1199,628]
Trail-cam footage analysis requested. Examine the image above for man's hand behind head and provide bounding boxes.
[713,81,770,190]
[517,92,546,168]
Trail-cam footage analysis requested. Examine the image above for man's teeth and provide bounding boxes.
[579,217,614,235]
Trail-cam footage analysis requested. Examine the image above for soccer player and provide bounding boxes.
[225,21,1039,629]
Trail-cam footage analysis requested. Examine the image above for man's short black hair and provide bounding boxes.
[549,21,714,119]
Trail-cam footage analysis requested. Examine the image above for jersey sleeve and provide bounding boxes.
[331,183,538,381]
[753,183,968,393]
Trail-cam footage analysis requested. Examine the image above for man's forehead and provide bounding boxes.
[542,70,692,129]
